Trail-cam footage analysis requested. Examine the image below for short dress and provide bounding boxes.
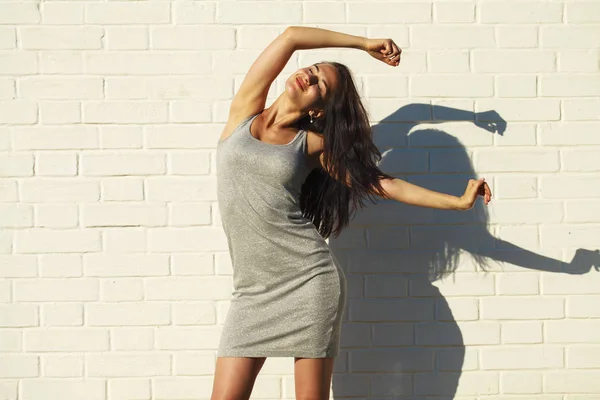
[216,112,347,358]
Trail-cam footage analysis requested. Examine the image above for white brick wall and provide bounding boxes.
[1,0,599,399]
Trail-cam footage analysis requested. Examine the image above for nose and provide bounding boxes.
[308,74,318,86]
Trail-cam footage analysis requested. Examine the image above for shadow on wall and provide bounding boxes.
[328,103,600,399]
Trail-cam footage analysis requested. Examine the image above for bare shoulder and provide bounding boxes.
[219,108,262,142]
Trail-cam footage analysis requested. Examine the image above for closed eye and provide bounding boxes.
[310,66,323,98]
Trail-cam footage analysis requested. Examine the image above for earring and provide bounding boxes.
[309,113,314,123]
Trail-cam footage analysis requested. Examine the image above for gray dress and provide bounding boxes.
[216,112,347,358]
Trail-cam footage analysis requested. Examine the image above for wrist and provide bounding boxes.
[359,37,369,51]
[455,196,468,211]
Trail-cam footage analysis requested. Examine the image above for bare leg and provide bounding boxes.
[211,357,267,400]
[294,357,335,400]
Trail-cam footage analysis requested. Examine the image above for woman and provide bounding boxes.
[214,26,491,400]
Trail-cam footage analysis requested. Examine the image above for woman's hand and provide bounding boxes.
[459,178,492,210]
[364,38,401,66]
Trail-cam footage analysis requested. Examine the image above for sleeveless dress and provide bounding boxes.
[216,112,347,358]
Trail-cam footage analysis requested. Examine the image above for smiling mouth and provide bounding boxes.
[296,77,304,91]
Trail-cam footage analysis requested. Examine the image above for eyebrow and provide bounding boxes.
[314,64,328,94]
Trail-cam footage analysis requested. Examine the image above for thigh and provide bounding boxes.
[294,357,335,400]
[211,357,267,400]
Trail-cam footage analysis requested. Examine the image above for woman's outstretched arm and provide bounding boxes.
[286,26,367,51]
[288,26,401,67]
[379,176,491,210]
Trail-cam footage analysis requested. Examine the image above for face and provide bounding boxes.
[285,63,339,116]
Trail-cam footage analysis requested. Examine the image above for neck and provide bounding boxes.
[260,95,306,130]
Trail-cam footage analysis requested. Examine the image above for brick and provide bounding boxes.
[0,100,37,124]
[169,203,211,226]
[105,77,231,100]
[99,126,143,149]
[0,3,40,24]
[496,26,538,48]
[39,254,81,278]
[481,2,563,23]
[434,2,475,23]
[86,3,170,24]
[41,303,83,326]
[21,379,105,400]
[81,203,167,227]
[563,150,600,172]
[0,153,33,177]
[100,279,144,302]
[558,50,600,72]
[151,26,234,50]
[568,295,600,318]
[481,346,563,370]
[411,75,493,97]
[155,326,221,350]
[39,101,81,124]
[171,254,214,276]
[103,228,146,253]
[15,279,98,302]
[542,26,600,48]
[0,78,14,98]
[411,26,495,49]
[474,50,555,73]
[41,2,84,24]
[539,122,600,145]
[545,371,600,393]
[173,1,215,24]
[148,227,227,252]
[169,101,212,123]
[35,204,78,228]
[0,27,16,49]
[83,102,168,124]
[146,276,232,301]
[42,355,83,377]
[105,27,148,50]
[217,2,302,24]
[501,371,542,394]
[562,98,600,121]
[108,378,151,400]
[24,329,108,353]
[476,99,560,121]
[547,320,600,343]
[0,304,37,327]
[35,152,77,176]
[496,76,537,98]
[474,149,558,172]
[492,174,538,199]
[496,273,540,295]
[427,51,470,73]
[20,179,99,202]
[39,51,82,74]
[84,254,169,277]
[0,52,37,75]
[501,321,543,344]
[86,303,170,326]
[13,126,98,150]
[348,2,431,23]
[542,272,600,295]
[568,346,600,368]
[146,177,217,201]
[84,52,211,75]
[481,297,564,319]
[20,27,103,50]
[566,1,600,23]
[110,328,153,351]
[15,229,101,253]
[100,177,144,201]
[541,74,600,97]
[540,175,600,198]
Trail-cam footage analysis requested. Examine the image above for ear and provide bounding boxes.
[313,109,325,119]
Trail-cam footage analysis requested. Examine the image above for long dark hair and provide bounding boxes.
[298,62,395,239]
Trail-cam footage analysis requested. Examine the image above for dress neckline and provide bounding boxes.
[248,113,304,147]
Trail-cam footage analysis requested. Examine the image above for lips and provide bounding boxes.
[296,77,305,91]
